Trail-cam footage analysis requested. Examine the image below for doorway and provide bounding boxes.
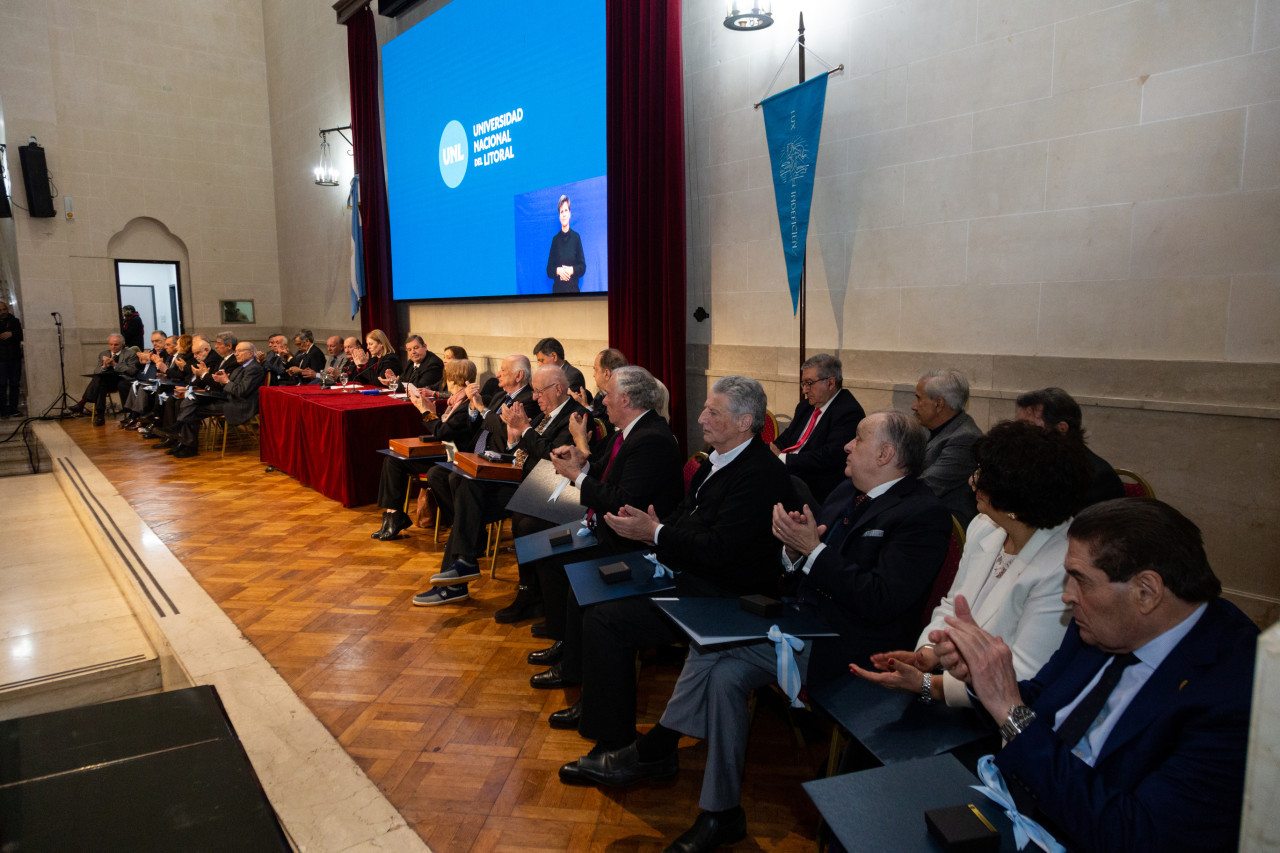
[114,260,183,345]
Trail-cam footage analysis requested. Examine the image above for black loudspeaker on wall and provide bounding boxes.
[18,142,56,218]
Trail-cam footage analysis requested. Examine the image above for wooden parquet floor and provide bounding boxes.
[61,418,829,853]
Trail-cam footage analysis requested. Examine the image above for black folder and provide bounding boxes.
[651,597,837,647]
[803,754,1018,853]
[565,550,675,607]
[512,523,598,564]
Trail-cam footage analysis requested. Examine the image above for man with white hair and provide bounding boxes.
[71,333,138,426]
[168,341,265,459]
[911,368,982,524]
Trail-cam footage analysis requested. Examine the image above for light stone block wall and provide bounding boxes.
[260,0,360,344]
[0,0,283,409]
[683,0,1279,361]
[403,296,608,385]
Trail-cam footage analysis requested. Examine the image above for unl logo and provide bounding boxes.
[438,120,468,188]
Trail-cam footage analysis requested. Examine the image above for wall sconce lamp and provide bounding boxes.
[314,125,353,186]
[724,3,773,30]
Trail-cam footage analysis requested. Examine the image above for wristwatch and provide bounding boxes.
[919,672,936,704]
[999,705,1037,742]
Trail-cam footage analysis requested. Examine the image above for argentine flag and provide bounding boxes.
[348,174,366,320]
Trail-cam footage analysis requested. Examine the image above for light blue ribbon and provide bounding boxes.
[971,755,1067,853]
[642,552,674,579]
[767,625,805,708]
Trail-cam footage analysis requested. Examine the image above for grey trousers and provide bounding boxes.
[658,639,813,812]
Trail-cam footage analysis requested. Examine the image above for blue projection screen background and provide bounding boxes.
[382,0,608,301]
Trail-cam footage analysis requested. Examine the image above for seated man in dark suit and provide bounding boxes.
[282,329,326,383]
[567,347,628,436]
[548,377,802,754]
[770,352,865,506]
[169,341,266,459]
[561,411,950,853]
[912,368,983,525]
[533,336,586,393]
[71,333,138,425]
[412,365,587,606]
[261,334,297,385]
[488,345,629,625]
[1014,386,1125,508]
[515,366,684,648]
[397,334,445,391]
[375,354,539,543]
[935,498,1259,853]
[370,357,479,540]
[307,335,349,383]
[119,329,168,429]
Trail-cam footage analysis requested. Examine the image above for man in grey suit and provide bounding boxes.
[912,368,982,524]
[71,333,139,425]
[560,410,951,853]
[170,341,265,459]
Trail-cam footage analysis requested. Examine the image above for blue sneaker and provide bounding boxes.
[429,560,481,586]
[412,584,470,606]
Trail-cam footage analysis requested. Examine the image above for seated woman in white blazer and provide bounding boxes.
[852,420,1092,706]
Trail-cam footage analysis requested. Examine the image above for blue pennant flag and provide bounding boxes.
[761,74,828,314]
[348,174,366,320]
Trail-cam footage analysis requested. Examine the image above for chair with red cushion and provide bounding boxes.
[1114,467,1156,499]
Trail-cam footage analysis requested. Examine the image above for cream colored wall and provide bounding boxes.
[682,0,1280,618]
[261,0,359,345]
[683,0,1279,359]
[0,0,282,406]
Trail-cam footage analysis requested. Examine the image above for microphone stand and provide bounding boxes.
[42,311,79,419]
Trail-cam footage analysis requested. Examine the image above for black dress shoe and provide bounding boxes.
[527,640,564,665]
[530,662,578,689]
[494,585,543,624]
[662,808,747,853]
[371,511,412,541]
[558,742,678,787]
[370,513,396,540]
[548,701,581,730]
[529,621,549,639]
[172,445,199,459]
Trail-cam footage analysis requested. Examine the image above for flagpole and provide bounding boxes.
[798,12,807,399]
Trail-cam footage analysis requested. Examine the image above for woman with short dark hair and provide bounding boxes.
[853,419,1091,706]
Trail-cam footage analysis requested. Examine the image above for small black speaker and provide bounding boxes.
[18,142,56,218]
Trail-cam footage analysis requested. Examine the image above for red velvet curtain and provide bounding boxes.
[344,5,400,345]
[607,0,687,450]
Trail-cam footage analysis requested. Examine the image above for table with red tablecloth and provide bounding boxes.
[258,385,425,507]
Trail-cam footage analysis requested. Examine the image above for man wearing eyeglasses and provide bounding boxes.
[769,353,865,505]
[412,364,587,607]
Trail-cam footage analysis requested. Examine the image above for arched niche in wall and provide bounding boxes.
[107,217,192,335]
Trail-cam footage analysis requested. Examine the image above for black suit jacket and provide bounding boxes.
[579,410,684,553]
[511,399,589,475]
[163,352,194,384]
[468,386,540,455]
[420,400,475,443]
[561,361,586,393]
[219,359,266,425]
[798,477,952,685]
[774,388,866,503]
[656,436,798,598]
[355,353,399,386]
[994,598,1258,852]
[399,351,444,390]
[297,345,326,375]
